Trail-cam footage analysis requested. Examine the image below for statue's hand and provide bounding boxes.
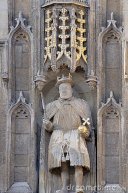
[43,119,53,132]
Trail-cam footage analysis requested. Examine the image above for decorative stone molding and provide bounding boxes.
[57,8,71,61]
[99,12,122,41]
[8,11,33,61]
[99,91,122,111]
[9,12,32,39]
[86,70,97,90]
[42,4,88,72]
[43,0,89,7]
[2,72,9,82]
[7,91,33,117]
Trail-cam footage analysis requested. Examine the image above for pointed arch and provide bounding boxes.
[8,12,32,41]
[98,13,122,46]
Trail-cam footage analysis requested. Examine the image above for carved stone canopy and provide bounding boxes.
[43,3,88,73]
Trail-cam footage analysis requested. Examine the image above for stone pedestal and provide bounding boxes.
[6,182,33,193]
[103,184,126,193]
[56,191,75,193]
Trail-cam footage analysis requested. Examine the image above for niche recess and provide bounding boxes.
[8,12,33,102]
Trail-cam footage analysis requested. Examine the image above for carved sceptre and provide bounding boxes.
[34,72,47,119]
[40,92,47,120]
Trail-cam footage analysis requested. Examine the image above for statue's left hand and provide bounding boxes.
[43,119,53,132]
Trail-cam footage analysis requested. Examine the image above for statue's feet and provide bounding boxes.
[56,190,78,193]
[56,189,68,193]
[76,188,84,193]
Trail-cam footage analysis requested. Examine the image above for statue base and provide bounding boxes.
[56,190,75,193]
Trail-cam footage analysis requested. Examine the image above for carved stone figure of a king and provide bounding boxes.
[43,74,92,193]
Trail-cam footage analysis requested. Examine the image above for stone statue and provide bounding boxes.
[43,74,92,193]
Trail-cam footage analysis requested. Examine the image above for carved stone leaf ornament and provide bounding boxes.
[76,10,87,63]
[105,105,119,118]
[44,9,52,62]
[57,8,71,61]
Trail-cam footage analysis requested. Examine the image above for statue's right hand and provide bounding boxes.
[43,119,53,132]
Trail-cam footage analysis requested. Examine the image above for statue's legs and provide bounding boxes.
[61,162,70,191]
[57,164,84,193]
[56,162,69,193]
[75,166,84,193]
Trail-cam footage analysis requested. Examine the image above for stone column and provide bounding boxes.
[0,0,8,39]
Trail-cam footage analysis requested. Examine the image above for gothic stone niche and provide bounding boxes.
[8,12,32,103]
[98,13,122,104]
[39,73,96,193]
[103,105,119,184]
[43,4,88,73]
[97,92,125,193]
[6,91,37,193]
[12,29,30,100]
[10,104,31,184]
[103,30,122,102]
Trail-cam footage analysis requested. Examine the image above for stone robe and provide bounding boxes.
[45,97,92,172]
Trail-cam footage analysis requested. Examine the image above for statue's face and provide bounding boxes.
[59,82,73,99]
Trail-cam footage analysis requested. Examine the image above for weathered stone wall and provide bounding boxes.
[0,0,128,193]
[0,43,8,192]
[97,0,127,192]
[0,0,8,39]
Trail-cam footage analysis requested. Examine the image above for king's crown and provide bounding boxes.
[56,74,73,87]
